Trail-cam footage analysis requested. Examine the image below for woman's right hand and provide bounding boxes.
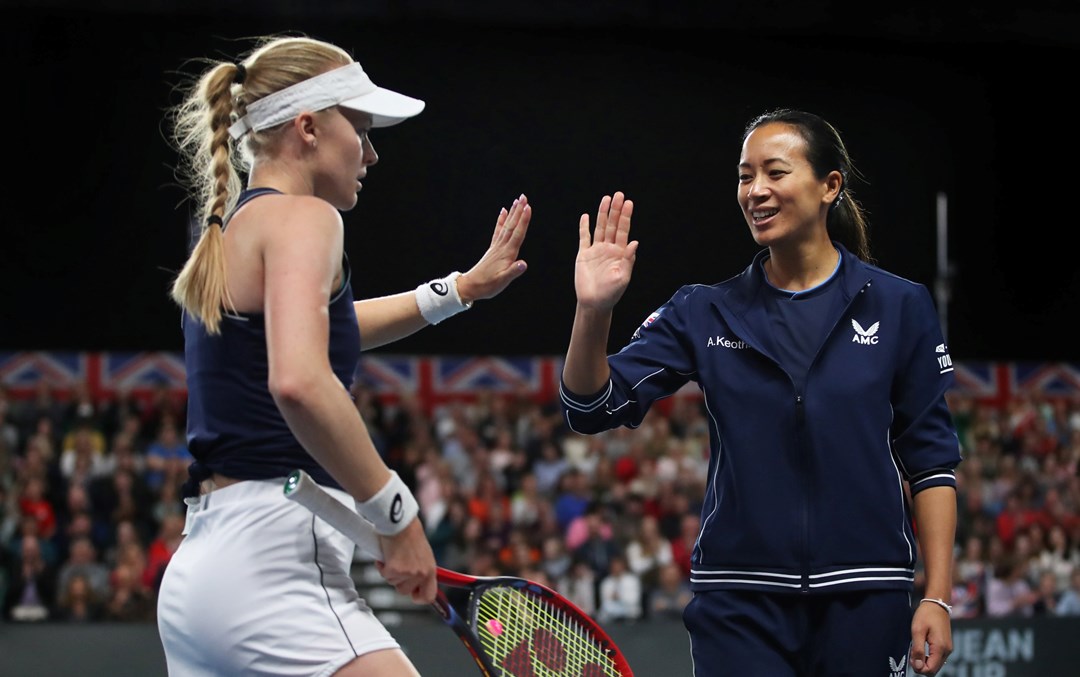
[575,192,637,311]
[375,518,437,604]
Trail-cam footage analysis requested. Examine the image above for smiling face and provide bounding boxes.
[311,106,378,211]
[737,122,839,250]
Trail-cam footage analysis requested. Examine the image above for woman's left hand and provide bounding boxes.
[910,602,953,675]
[456,194,532,303]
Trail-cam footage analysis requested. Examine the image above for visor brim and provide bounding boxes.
[339,87,425,128]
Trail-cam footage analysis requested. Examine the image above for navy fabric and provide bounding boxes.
[181,189,361,496]
[683,590,913,676]
[758,252,845,392]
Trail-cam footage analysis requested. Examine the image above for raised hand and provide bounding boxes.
[456,194,532,303]
[576,191,637,311]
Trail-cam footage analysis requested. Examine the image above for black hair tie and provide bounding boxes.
[207,214,224,228]
[234,63,247,85]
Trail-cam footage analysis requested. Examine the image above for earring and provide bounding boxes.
[310,139,317,150]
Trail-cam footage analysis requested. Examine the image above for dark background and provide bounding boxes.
[2,2,1078,360]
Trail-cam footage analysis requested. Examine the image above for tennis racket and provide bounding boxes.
[283,469,634,677]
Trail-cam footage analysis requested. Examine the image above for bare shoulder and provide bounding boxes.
[234,194,343,243]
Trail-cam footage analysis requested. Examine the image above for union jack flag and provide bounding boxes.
[356,355,420,395]
[0,352,86,392]
[433,356,542,394]
[951,361,1004,401]
[100,352,187,392]
[1010,362,1080,398]
[5,352,1080,412]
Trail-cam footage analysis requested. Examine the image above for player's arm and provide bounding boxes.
[353,194,532,349]
[261,196,435,603]
[562,192,636,394]
[910,486,956,674]
[913,486,956,606]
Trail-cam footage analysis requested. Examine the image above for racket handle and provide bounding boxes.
[284,469,385,560]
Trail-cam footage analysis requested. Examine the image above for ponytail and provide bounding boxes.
[829,183,873,264]
[170,213,231,334]
[167,62,245,334]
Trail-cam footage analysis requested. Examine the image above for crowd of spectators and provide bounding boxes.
[2,377,1079,625]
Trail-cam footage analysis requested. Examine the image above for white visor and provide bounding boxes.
[228,62,425,139]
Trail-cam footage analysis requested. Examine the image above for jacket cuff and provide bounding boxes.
[909,468,957,495]
[559,379,612,413]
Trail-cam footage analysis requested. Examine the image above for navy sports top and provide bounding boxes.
[180,188,360,498]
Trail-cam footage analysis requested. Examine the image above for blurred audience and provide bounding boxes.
[56,536,110,600]
[54,571,105,622]
[1058,568,1080,616]
[1,377,1079,627]
[597,553,642,624]
[648,561,693,621]
[4,534,56,621]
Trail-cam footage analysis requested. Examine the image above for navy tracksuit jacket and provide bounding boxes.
[560,244,962,596]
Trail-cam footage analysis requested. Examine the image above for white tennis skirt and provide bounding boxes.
[157,478,399,676]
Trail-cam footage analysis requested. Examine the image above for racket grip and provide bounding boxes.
[284,469,385,560]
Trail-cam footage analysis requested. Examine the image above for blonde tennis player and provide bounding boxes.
[157,34,532,676]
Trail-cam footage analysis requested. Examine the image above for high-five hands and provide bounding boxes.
[457,194,533,303]
[576,191,637,311]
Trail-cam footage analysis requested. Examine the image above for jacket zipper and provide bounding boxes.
[795,278,872,593]
[795,393,810,592]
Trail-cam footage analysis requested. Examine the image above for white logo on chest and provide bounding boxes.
[851,319,880,345]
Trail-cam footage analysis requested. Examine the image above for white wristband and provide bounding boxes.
[356,471,419,536]
[920,598,953,616]
[415,271,472,325]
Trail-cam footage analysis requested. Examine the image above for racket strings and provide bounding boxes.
[474,586,621,676]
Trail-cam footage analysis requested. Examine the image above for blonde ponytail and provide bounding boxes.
[168,62,245,334]
[170,215,231,333]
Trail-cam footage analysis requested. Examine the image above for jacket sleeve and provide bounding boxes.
[560,287,698,434]
[890,284,962,495]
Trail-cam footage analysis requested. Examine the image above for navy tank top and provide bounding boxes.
[181,188,361,497]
